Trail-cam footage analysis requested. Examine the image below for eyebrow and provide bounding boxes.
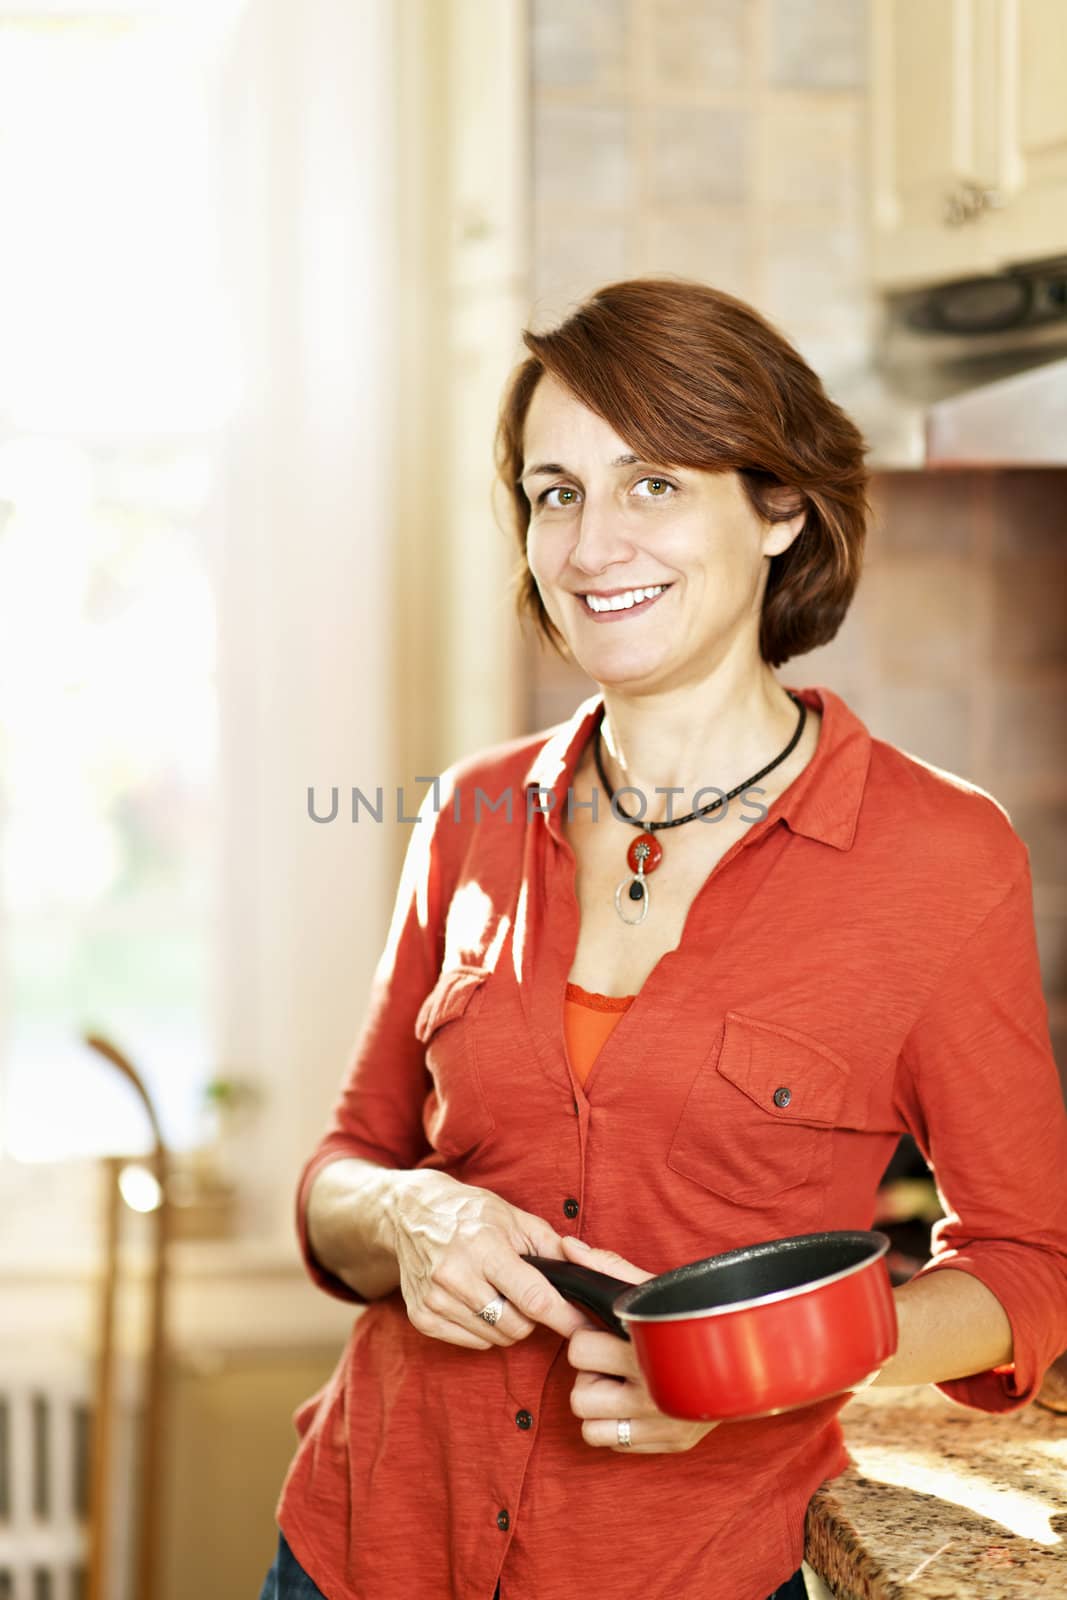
[518,453,641,484]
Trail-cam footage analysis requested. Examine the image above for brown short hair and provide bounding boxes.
[494,277,869,669]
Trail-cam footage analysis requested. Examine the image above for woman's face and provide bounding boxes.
[521,373,803,692]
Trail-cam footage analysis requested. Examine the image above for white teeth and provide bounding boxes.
[584,585,667,613]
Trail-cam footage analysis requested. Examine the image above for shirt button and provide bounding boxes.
[773,1086,792,1108]
[496,1509,510,1531]
[563,1197,579,1219]
[515,1409,533,1430]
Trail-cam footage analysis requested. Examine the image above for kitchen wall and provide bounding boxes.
[530,0,870,379]
[522,0,1067,1103]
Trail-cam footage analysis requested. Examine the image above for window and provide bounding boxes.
[0,9,241,1159]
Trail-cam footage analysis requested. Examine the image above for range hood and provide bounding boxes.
[844,350,1067,469]
[923,356,1067,466]
[839,263,1067,470]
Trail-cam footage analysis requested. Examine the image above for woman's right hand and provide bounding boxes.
[389,1170,589,1350]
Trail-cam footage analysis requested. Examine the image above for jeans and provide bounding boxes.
[768,1569,808,1600]
[258,1533,328,1599]
[259,1531,809,1599]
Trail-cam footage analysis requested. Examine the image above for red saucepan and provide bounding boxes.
[524,1230,897,1421]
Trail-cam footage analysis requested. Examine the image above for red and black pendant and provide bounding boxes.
[614,832,664,925]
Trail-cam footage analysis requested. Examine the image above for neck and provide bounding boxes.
[595,667,806,823]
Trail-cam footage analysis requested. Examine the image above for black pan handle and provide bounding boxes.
[522,1255,631,1340]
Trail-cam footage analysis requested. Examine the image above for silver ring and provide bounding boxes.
[478,1295,506,1326]
[616,1418,632,1449]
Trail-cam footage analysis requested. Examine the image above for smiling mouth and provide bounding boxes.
[580,584,673,616]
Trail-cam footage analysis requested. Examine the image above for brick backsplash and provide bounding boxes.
[989,678,1067,790]
[990,470,1067,556]
[1050,1021,1067,1106]
[991,557,1067,669]
[867,473,978,559]
[1008,801,1067,888]
[867,558,982,684]
[864,682,974,777]
[1037,915,1067,1002]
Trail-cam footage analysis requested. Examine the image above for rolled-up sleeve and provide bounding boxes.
[893,848,1067,1412]
[295,780,449,1303]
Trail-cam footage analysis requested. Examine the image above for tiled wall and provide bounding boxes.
[530,0,870,380]
[520,469,1067,1100]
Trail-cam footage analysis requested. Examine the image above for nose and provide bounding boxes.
[569,495,638,576]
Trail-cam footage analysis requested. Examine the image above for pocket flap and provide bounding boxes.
[717,1011,850,1127]
[414,965,490,1044]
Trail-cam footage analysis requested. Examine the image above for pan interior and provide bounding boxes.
[622,1233,880,1318]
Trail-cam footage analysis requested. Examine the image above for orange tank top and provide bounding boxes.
[563,982,637,1085]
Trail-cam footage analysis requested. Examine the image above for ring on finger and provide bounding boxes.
[616,1418,632,1449]
[478,1294,507,1326]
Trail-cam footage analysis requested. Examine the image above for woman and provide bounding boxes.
[260,279,1067,1600]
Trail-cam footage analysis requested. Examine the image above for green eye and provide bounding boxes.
[536,477,675,507]
[538,486,579,507]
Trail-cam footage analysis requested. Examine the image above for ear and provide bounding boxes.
[760,486,808,559]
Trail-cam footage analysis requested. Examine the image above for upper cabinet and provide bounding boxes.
[870,0,1067,289]
[995,0,1067,264]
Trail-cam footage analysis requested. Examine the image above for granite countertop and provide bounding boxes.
[804,1375,1067,1597]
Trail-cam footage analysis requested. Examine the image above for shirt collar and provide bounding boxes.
[522,684,872,852]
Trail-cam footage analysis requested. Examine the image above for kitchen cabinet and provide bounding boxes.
[870,0,1067,289]
[987,0,1067,268]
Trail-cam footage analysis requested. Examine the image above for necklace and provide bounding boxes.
[593,691,807,926]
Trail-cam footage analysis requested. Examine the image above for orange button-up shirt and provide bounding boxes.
[277,684,1067,1600]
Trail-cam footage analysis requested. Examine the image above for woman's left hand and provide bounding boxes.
[559,1236,722,1454]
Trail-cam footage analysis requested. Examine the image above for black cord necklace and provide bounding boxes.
[593,691,807,925]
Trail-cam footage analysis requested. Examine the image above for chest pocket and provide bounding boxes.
[667,1011,853,1206]
[414,965,495,1159]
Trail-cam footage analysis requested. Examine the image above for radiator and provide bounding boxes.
[0,1366,90,1600]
